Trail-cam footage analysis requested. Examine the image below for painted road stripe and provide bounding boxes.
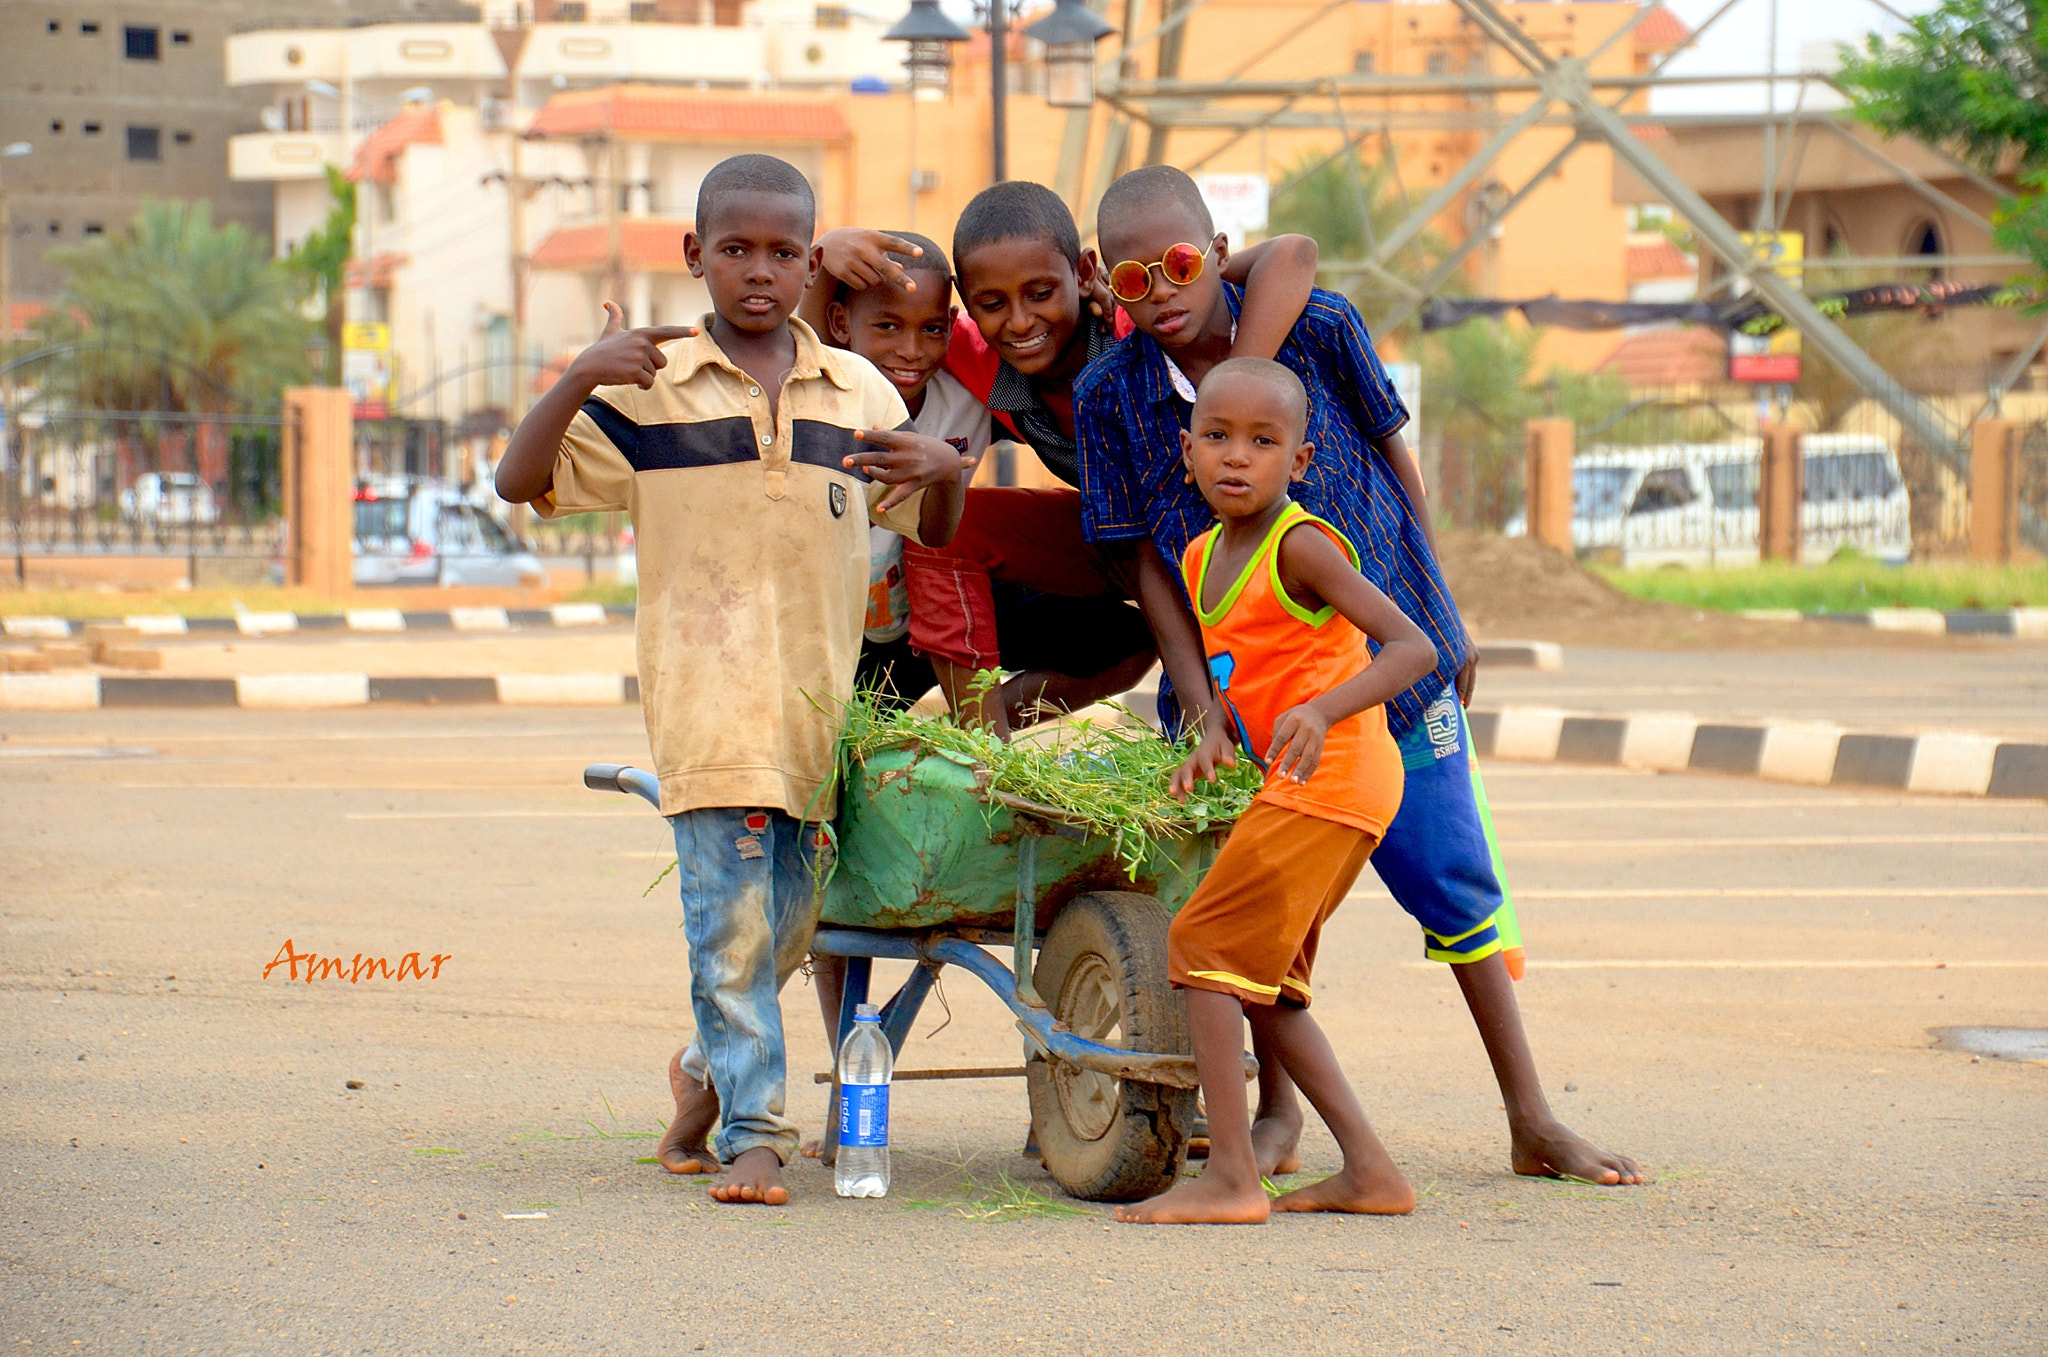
[1516,887,2048,899]
[1509,833,2048,849]
[344,809,644,819]
[494,673,626,705]
[235,611,299,636]
[450,606,511,631]
[346,609,408,633]
[2,616,70,638]
[234,674,371,709]
[124,615,189,636]
[0,673,100,710]
[549,602,608,626]
[1486,797,2011,810]
[1403,959,2048,971]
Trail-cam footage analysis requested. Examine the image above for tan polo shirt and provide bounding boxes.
[534,318,921,819]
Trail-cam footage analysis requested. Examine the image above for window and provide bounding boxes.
[1352,49,1376,75]
[48,19,60,32]
[124,25,159,59]
[46,221,61,236]
[49,120,63,133]
[1805,453,1899,504]
[1573,465,1634,520]
[629,1,659,18]
[173,130,193,145]
[82,121,102,135]
[1425,49,1449,75]
[1705,461,1758,510]
[84,222,105,236]
[126,125,161,161]
[816,4,850,27]
[171,30,191,45]
[1905,218,1945,280]
[713,0,742,25]
[80,21,100,35]
[1628,468,1696,515]
[552,1,588,18]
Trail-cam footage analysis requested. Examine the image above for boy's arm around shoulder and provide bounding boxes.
[1220,234,1318,362]
[495,302,695,507]
[1262,522,1437,784]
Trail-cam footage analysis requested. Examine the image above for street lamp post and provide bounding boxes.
[1023,0,1115,110]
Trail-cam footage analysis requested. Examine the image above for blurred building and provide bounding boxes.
[0,0,477,313]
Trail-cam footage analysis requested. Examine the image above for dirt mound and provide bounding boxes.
[1433,529,1933,650]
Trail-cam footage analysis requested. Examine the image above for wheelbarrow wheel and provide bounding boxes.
[1026,891,1196,1202]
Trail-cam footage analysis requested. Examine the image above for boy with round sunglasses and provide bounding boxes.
[1077,165,1642,1190]
[806,182,1323,737]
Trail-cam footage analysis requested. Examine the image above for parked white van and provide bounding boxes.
[1567,436,1911,567]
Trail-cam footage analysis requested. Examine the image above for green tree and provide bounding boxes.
[36,200,313,411]
[283,165,356,384]
[1836,0,2048,280]
[1266,151,1446,327]
[1417,318,1540,527]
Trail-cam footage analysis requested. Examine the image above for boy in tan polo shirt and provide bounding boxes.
[496,154,970,1206]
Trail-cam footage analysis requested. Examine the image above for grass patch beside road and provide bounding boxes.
[1595,560,2048,615]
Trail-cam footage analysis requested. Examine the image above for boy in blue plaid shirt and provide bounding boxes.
[1076,165,1641,1189]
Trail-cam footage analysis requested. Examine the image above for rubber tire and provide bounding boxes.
[1026,890,1197,1202]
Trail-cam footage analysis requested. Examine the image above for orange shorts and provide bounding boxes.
[1168,800,1378,1008]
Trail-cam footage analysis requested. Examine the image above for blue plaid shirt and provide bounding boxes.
[1074,284,1471,737]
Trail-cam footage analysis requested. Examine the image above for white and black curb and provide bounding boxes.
[1,603,627,640]
[1742,607,2048,638]
[0,672,640,710]
[1468,706,2048,800]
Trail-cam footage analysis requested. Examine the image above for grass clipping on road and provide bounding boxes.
[837,685,1263,878]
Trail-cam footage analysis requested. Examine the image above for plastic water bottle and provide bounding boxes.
[835,1003,893,1198]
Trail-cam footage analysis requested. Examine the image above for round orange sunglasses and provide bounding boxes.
[1106,240,1213,304]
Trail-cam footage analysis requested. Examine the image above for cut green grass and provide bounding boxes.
[901,1171,1097,1221]
[1595,558,2048,615]
[412,1147,462,1156]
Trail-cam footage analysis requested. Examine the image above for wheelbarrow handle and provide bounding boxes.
[582,762,663,809]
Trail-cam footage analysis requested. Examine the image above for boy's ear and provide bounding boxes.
[683,230,704,279]
[1211,232,1229,271]
[825,299,853,347]
[1291,441,1314,483]
[1075,247,1098,291]
[1179,427,1196,483]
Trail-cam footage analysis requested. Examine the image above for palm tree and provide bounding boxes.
[35,199,312,413]
[283,166,355,386]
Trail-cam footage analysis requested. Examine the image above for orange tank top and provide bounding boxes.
[1182,503,1404,838]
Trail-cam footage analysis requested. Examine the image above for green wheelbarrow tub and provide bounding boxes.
[823,741,1217,931]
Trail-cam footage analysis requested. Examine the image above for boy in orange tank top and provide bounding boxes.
[1118,358,1440,1225]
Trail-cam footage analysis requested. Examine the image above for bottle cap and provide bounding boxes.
[854,1003,881,1021]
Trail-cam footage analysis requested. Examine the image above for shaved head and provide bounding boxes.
[1194,357,1309,442]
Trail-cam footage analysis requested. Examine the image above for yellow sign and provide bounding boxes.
[342,321,393,417]
[1738,231,1804,284]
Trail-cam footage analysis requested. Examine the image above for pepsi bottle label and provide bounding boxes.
[839,1083,890,1148]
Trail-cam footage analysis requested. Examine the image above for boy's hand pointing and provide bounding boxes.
[566,302,697,390]
[814,229,926,293]
[847,429,976,511]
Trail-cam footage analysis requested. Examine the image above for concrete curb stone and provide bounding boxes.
[2,606,633,640]
[1468,704,2048,801]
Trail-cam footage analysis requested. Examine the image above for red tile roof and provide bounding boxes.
[527,85,851,143]
[4,300,48,338]
[1598,326,1727,389]
[346,107,443,184]
[529,218,693,272]
[1633,5,1690,52]
[1626,238,1695,281]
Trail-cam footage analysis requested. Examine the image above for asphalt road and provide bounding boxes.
[2,706,2042,1355]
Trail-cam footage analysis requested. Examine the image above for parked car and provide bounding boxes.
[352,481,546,588]
[1562,437,1911,567]
[119,472,220,526]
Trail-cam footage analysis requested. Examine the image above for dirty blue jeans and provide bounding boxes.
[670,807,829,1166]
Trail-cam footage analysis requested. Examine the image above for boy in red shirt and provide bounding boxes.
[1119,357,1438,1225]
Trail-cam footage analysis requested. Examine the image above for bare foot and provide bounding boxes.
[1512,1116,1644,1186]
[656,1047,720,1176]
[1270,1165,1416,1215]
[708,1146,789,1205]
[1250,1112,1302,1177]
[800,1138,823,1160]
[1114,1172,1270,1225]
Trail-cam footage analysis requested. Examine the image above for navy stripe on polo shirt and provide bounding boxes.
[1074,282,1473,738]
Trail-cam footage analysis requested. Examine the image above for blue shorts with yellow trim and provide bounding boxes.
[1373,692,1515,965]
